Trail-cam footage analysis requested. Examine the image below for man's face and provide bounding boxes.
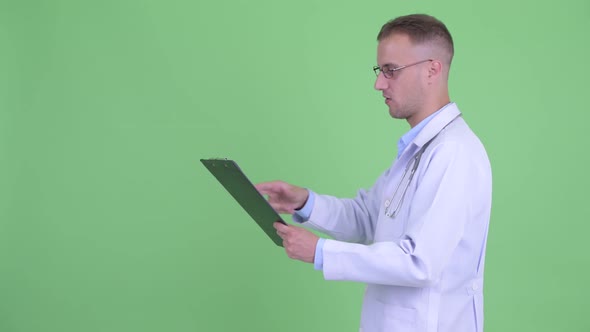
[375,33,427,125]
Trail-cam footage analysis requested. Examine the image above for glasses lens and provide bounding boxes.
[382,65,393,79]
[373,66,380,77]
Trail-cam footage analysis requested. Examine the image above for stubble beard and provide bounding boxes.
[389,91,424,125]
[389,102,418,122]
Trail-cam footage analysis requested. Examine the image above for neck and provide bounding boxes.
[407,90,450,128]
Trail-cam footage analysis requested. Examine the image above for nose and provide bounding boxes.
[374,72,388,91]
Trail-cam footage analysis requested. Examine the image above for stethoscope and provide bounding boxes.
[384,115,461,218]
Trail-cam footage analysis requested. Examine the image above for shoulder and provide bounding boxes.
[426,118,491,171]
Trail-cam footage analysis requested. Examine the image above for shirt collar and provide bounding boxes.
[397,103,453,158]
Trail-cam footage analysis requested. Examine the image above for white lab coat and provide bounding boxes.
[303,104,492,332]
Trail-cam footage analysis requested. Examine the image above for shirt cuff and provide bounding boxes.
[313,238,326,270]
[292,189,316,223]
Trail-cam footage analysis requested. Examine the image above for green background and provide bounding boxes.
[1,0,588,331]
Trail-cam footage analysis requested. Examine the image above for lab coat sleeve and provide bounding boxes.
[321,141,486,286]
[302,168,391,244]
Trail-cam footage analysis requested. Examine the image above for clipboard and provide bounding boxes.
[200,158,286,247]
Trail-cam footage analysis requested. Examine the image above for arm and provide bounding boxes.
[257,171,391,245]
[301,169,392,244]
[256,174,389,267]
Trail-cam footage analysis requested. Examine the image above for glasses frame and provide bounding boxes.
[373,59,433,79]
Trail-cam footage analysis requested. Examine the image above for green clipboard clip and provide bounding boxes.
[201,158,286,247]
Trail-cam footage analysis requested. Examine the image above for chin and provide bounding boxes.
[388,109,404,119]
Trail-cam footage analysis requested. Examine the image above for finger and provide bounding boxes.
[273,222,288,232]
[254,182,279,195]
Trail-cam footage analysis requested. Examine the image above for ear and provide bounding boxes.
[427,60,443,79]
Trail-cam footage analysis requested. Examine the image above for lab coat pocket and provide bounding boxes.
[383,305,417,329]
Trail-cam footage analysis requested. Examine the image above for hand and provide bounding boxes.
[255,181,309,214]
[274,222,319,263]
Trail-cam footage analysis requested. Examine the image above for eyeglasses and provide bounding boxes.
[373,59,433,79]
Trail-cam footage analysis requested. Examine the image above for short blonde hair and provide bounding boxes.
[377,14,454,65]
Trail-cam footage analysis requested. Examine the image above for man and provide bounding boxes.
[256,14,492,332]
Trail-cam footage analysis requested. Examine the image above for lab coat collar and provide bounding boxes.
[412,102,461,148]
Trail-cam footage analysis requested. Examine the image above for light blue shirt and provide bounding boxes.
[293,105,448,271]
